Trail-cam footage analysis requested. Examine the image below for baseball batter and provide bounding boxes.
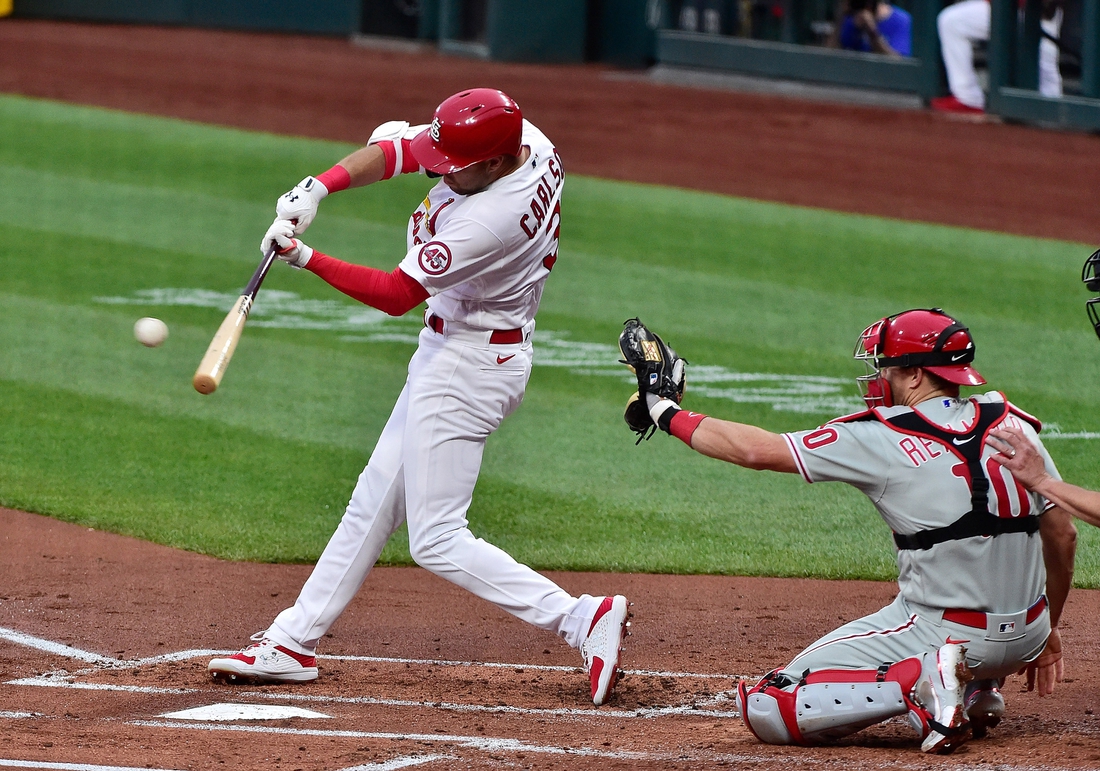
[621,309,1076,753]
[207,89,630,706]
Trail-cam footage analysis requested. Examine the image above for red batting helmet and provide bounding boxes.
[410,88,523,174]
[854,308,985,407]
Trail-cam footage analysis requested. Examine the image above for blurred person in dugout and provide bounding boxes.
[933,0,1063,113]
[828,0,913,56]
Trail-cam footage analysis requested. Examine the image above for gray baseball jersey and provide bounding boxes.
[783,392,1060,614]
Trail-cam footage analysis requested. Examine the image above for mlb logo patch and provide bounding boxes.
[999,621,1016,634]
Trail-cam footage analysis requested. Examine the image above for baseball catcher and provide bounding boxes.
[619,310,1076,754]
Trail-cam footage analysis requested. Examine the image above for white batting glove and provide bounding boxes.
[275,176,329,235]
[261,218,313,269]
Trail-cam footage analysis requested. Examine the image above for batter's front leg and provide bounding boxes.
[267,384,412,653]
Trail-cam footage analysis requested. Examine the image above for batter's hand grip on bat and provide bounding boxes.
[192,249,276,395]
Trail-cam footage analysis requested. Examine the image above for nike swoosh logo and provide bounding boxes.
[496,354,516,365]
[945,636,971,645]
[952,436,975,445]
[950,352,967,362]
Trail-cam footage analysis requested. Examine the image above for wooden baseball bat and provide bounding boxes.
[192,248,277,395]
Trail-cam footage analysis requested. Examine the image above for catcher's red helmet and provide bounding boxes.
[854,308,985,407]
[410,88,523,175]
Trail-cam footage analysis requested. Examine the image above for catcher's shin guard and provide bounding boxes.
[737,669,908,745]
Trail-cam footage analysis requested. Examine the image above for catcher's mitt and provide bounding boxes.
[618,318,686,442]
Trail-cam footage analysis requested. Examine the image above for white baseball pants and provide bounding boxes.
[938,0,1062,109]
[268,322,601,653]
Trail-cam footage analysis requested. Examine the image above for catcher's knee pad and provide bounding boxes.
[738,668,911,745]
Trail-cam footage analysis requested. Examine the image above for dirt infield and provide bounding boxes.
[3,507,1100,770]
[2,18,1100,770]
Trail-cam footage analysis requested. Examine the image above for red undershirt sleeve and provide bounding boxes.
[305,252,429,317]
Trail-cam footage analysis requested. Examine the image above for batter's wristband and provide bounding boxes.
[667,410,707,446]
[316,165,351,194]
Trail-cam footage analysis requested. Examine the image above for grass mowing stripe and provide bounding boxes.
[0,164,409,270]
[2,95,1098,583]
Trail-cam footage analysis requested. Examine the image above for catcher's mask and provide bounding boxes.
[1084,249,1100,341]
[410,88,523,175]
[854,308,985,408]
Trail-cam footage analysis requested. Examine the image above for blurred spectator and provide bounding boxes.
[828,0,912,56]
[933,0,1063,113]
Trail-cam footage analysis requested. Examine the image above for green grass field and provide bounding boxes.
[2,94,1098,584]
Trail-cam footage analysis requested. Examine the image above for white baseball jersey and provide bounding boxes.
[784,392,1059,613]
[399,120,563,331]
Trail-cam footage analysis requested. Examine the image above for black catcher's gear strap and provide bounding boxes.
[883,402,1040,551]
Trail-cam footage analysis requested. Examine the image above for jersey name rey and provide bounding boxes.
[398,120,564,331]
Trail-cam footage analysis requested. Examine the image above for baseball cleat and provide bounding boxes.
[581,595,630,706]
[917,643,973,754]
[965,680,1004,739]
[208,632,318,684]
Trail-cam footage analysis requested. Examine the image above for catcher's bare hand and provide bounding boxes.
[1018,627,1063,696]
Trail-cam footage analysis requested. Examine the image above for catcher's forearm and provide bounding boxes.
[691,417,798,473]
[1040,506,1076,628]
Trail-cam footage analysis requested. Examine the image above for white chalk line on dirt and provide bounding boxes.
[335,756,451,771]
[3,626,744,718]
[0,628,737,680]
[0,712,36,719]
[0,761,185,771]
[0,628,116,666]
[7,675,741,720]
[236,688,743,719]
[315,652,738,681]
[127,720,663,761]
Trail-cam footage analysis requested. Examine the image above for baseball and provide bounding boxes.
[134,317,169,347]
